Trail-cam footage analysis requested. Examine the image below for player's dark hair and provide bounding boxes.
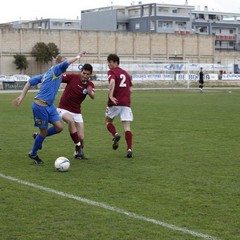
[82,63,93,74]
[107,54,120,65]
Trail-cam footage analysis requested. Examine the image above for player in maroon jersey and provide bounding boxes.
[105,54,133,158]
[57,64,95,159]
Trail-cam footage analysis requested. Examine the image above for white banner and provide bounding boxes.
[68,63,233,72]
[132,74,174,81]
[177,74,218,81]
[95,73,219,81]
[222,74,240,80]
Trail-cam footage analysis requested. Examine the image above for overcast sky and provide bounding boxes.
[0,0,240,23]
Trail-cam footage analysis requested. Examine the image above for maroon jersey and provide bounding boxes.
[107,67,132,107]
[59,73,95,114]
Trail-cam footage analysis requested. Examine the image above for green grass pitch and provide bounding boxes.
[0,89,239,240]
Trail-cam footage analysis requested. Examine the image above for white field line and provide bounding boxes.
[0,173,220,240]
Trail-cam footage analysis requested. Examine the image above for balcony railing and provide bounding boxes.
[215,35,237,40]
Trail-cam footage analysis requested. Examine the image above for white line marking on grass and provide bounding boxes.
[0,173,220,240]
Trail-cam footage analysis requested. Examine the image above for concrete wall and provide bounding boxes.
[0,28,239,75]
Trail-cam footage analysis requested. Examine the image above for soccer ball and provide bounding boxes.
[54,157,70,172]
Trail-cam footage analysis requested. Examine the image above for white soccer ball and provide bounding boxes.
[54,157,70,172]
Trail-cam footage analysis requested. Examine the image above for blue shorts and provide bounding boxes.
[32,102,61,129]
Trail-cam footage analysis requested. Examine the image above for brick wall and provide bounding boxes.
[0,28,239,75]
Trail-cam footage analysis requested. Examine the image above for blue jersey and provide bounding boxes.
[29,60,69,105]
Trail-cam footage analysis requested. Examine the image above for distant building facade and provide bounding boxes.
[81,3,240,51]
[0,18,81,30]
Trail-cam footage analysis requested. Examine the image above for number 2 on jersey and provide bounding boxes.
[119,74,127,87]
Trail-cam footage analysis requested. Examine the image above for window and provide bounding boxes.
[209,14,216,20]
[158,21,172,29]
[143,7,149,16]
[197,26,207,33]
[215,40,221,46]
[53,21,63,27]
[150,4,155,16]
[117,24,126,30]
[199,14,205,20]
[176,22,186,29]
[135,23,140,30]
[158,7,168,13]
[150,20,155,31]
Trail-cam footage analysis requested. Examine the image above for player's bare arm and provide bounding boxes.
[67,51,86,65]
[108,79,118,104]
[12,81,31,107]
[87,86,95,99]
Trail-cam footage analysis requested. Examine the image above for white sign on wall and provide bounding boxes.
[222,74,240,80]
[68,63,232,72]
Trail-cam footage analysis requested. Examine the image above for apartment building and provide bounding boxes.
[81,3,240,51]
[0,18,81,30]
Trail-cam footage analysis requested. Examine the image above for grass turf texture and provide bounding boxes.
[0,89,240,240]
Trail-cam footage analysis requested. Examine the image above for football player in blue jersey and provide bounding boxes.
[13,51,86,164]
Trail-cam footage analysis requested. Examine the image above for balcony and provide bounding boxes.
[215,35,237,40]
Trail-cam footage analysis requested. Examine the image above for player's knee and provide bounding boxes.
[59,126,64,132]
[56,124,64,133]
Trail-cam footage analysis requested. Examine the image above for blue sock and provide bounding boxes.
[47,126,59,136]
[31,134,45,156]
